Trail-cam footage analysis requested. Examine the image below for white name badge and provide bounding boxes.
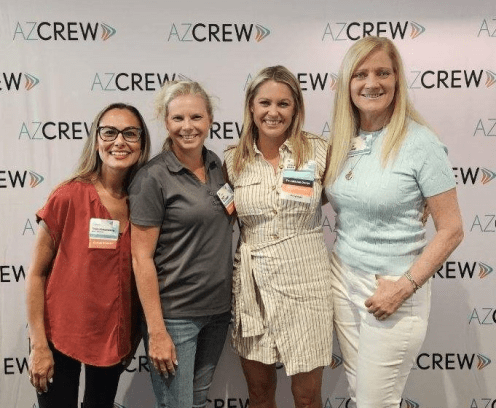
[348,135,372,157]
[217,183,235,215]
[89,218,119,249]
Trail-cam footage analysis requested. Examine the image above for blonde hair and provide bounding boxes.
[69,103,150,189]
[231,65,310,176]
[155,80,214,151]
[325,36,427,185]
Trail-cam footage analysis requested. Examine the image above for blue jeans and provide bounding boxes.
[144,311,231,408]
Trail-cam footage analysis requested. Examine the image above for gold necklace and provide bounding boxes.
[345,155,364,180]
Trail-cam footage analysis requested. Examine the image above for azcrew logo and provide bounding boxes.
[0,73,39,91]
[400,400,420,408]
[3,355,29,376]
[13,21,116,41]
[243,73,338,93]
[91,73,190,91]
[322,396,419,407]
[0,170,44,188]
[469,214,496,233]
[3,326,29,376]
[474,119,496,137]
[297,73,338,91]
[124,354,150,373]
[453,167,496,186]
[209,122,243,140]
[322,215,336,233]
[330,353,343,369]
[478,18,496,37]
[23,218,37,235]
[322,21,425,41]
[415,353,491,370]
[470,398,496,408]
[434,261,493,279]
[408,69,495,89]
[323,396,352,408]
[206,398,249,408]
[168,23,270,42]
[469,308,496,325]
[19,121,91,140]
[0,265,26,283]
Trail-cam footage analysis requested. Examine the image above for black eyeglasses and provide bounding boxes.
[97,126,142,142]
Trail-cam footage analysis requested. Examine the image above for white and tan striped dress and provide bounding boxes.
[224,132,333,376]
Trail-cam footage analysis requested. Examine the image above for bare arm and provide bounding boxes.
[131,223,177,376]
[409,188,464,284]
[365,188,464,319]
[25,221,56,393]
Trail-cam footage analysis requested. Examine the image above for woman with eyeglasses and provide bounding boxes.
[129,81,233,408]
[26,103,150,408]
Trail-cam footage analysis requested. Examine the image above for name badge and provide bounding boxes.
[348,135,372,157]
[89,218,119,249]
[217,183,235,215]
[281,161,316,204]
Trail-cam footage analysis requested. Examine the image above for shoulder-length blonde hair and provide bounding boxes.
[231,65,310,176]
[155,80,214,151]
[325,36,427,185]
[69,103,151,189]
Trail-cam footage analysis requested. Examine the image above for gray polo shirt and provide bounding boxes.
[129,148,233,318]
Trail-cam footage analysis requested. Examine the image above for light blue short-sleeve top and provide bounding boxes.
[325,121,456,275]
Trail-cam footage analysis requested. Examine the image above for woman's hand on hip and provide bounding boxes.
[28,345,54,393]
[148,329,177,378]
[365,275,414,320]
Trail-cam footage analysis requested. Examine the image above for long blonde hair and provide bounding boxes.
[231,65,310,176]
[69,103,150,189]
[155,80,214,151]
[325,36,427,185]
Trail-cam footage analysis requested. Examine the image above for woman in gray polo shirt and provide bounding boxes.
[129,81,233,408]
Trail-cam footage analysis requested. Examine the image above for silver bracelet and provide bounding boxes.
[404,271,421,293]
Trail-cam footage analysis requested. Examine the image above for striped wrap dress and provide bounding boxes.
[224,132,334,376]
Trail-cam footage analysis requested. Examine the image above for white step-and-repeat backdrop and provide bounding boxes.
[1,0,495,407]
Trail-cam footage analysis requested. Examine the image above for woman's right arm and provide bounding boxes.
[130,223,177,377]
[25,221,56,393]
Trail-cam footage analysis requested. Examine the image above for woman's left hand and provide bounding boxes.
[365,276,414,320]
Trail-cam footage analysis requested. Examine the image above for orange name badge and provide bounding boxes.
[281,183,313,197]
[88,218,119,249]
[280,161,316,203]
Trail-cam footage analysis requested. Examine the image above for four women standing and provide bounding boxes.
[26,37,463,407]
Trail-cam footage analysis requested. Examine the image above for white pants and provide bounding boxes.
[330,253,431,408]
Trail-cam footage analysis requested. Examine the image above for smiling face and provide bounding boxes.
[165,94,212,157]
[350,49,396,131]
[251,80,295,144]
[97,108,142,175]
